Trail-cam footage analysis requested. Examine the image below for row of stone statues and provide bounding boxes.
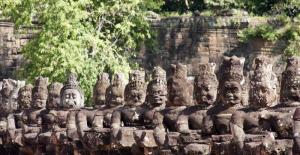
[1,55,300,155]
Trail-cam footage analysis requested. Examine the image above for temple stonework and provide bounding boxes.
[0,56,300,155]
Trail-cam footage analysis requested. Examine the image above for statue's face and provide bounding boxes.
[127,89,145,106]
[221,81,242,106]
[32,89,47,109]
[252,83,276,107]
[286,78,300,101]
[47,92,61,109]
[195,81,217,106]
[147,81,167,106]
[18,89,32,109]
[61,89,83,108]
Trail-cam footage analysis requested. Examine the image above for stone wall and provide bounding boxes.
[141,16,287,76]
[0,16,288,79]
[0,20,37,79]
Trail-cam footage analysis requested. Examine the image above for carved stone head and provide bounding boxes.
[146,66,167,107]
[61,73,84,109]
[93,73,110,107]
[1,79,25,114]
[1,79,15,98]
[194,63,218,106]
[32,77,48,109]
[281,57,300,104]
[47,82,63,110]
[167,63,192,107]
[250,56,278,108]
[106,73,125,107]
[219,56,245,106]
[18,84,33,110]
[220,81,242,106]
[124,70,146,107]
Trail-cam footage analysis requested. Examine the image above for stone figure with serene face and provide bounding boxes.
[82,73,126,153]
[175,63,218,155]
[110,70,147,150]
[230,56,278,150]
[21,77,48,153]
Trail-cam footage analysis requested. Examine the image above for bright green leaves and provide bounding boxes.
[1,0,152,105]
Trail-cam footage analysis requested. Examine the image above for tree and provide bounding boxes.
[0,0,161,105]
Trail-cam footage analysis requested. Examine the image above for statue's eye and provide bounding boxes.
[65,94,70,98]
[72,94,77,98]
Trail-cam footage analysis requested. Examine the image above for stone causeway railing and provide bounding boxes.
[0,55,300,155]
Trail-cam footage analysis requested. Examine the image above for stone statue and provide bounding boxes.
[230,56,278,150]
[62,73,85,154]
[77,73,110,140]
[208,56,245,135]
[133,66,167,154]
[93,73,110,108]
[152,63,192,155]
[280,56,300,106]
[81,73,126,154]
[176,63,218,154]
[21,77,48,154]
[293,107,300,154]
[111,70,146,151]
[38,82,63,154]
[11,84,33,146]
[1,79,25,116]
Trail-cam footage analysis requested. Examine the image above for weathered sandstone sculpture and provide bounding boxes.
[38,82,63,154]
[93,73,110,108]
[111,70,146,152]
[176,63,218,155]
[21,77,48,153]
[82,73,126,153]
[230,56,278,151]
[153,63,192,155]
[133,66,167,154]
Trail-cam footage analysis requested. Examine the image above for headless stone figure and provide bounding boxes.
[176,63,218,155]
[230,56,278,151]
[21,77,48,154]
[38,82,63,155]
[111,70,146,151]
[153,63,193,155]
[76,73,110,140]
[82,73,126,154]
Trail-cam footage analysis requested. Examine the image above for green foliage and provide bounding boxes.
[238,25,279,42]
[1,0,154,105]
[238,15,300,56]
[142,0,165,12]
